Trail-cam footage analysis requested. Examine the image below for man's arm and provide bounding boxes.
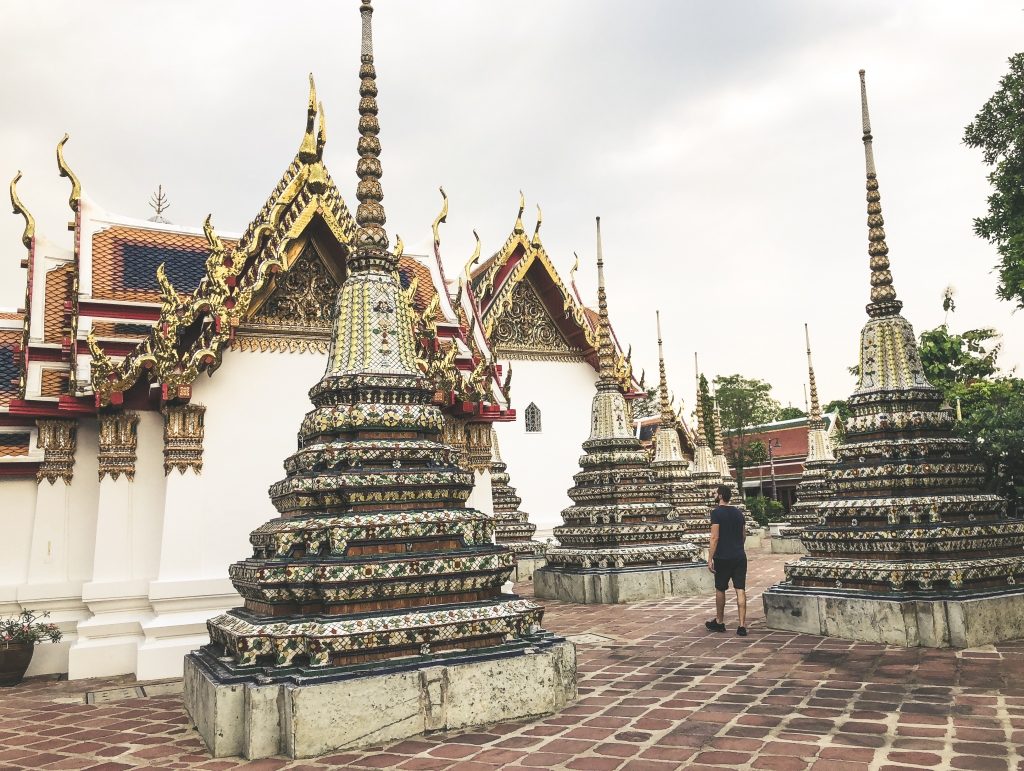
[708,523,720,573]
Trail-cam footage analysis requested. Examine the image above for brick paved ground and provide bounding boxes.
[2,545,1024,770]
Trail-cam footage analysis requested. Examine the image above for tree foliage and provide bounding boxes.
[776,406,807,421]
[964,52,1024,307]
[918,324,1000,389]
[714,374,781,491]
[917,303,1024,511]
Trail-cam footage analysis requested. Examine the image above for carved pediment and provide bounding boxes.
[493,278,584,361]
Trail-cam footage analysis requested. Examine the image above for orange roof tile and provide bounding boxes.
[0,329,22,407]
[91,226,239,303]
[43,264,74,343]
[398,257,444,321]
[0,431,29,457]
[39,368,69,398]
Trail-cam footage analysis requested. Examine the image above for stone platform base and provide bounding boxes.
[534,563,714,604]
[770,536,807,555]
[513,556,547,583]
[184,640,577,759]
[763,585,1024,648]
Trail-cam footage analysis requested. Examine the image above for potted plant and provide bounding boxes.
[0,610,62,686]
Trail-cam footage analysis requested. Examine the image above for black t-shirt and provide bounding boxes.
[710,505,746,560]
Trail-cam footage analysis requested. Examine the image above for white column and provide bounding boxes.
[70,412,167,679]
[19,419,100,676]
[136,404,237,681]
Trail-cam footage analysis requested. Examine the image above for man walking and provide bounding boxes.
[705,484,748,636]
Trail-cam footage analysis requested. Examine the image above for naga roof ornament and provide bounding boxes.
[56,134,82,214]
[9,172,35,249]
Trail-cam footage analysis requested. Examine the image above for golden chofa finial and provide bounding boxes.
[463,229,481,281]
[859,68,901,319]
[531,204,543,247]
[202,214,224,252]
[514,191,525,234]
[10,172,35,249]
[432,186,448,251]
[56,134,82,215]
[299,74,319,163]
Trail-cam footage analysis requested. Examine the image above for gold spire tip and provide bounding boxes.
[56,133,82,214]
[10,171,36,249]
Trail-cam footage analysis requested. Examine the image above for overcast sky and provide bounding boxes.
[2,1,1022,412]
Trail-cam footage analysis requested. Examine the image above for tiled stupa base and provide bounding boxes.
[763,585,1024,648]
[184,637,577,759]
[534,563,714,605]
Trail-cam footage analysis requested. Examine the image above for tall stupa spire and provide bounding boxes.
[656,311,674,427]
[860,69,901,319]
[805,323,823,429]
[595,217,617,387]
[352,0,391,271]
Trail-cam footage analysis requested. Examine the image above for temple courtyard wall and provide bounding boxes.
[492,358,599,532]
[2,347,603,681]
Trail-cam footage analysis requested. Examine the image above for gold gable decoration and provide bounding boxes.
[88,77,357,408]
[476,205,635,389]
[494,278,581,361]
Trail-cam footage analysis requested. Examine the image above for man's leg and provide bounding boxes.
[735,589,747,628]
[716,590,726,624]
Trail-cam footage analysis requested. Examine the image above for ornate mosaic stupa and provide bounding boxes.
[650,313,712,542]
[764,71,1024,648]
[781,325,835,535]
[184,1,574,758]
[534,220,708,604]
[489,426,547,580]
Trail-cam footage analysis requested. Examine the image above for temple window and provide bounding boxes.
[525,402,542,433]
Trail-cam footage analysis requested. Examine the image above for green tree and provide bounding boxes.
[964,52,1024,307]
[918,324,1000,391]
[917,302,1024,511]
[714,374,781,492]
[776,406,807,421]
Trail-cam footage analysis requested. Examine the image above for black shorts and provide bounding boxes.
[713,557,747,591]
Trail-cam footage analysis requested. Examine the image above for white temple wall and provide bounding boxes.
[0,479,38,615]
[137,348,326,680]
[493,359,597,532]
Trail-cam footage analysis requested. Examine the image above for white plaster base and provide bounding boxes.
[68,580,152,679]
[534,563,715,604]
[184,641,577,759]
[763,586,1024,648]
[744,531,764,550]
[513,556,547,583]
[770,536,807,555]
[136,578,240,681]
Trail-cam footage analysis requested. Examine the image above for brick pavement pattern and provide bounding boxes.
[1,546,1023,770]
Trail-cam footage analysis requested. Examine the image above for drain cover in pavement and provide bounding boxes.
[565,633,616,645]
[86,686,144,704]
